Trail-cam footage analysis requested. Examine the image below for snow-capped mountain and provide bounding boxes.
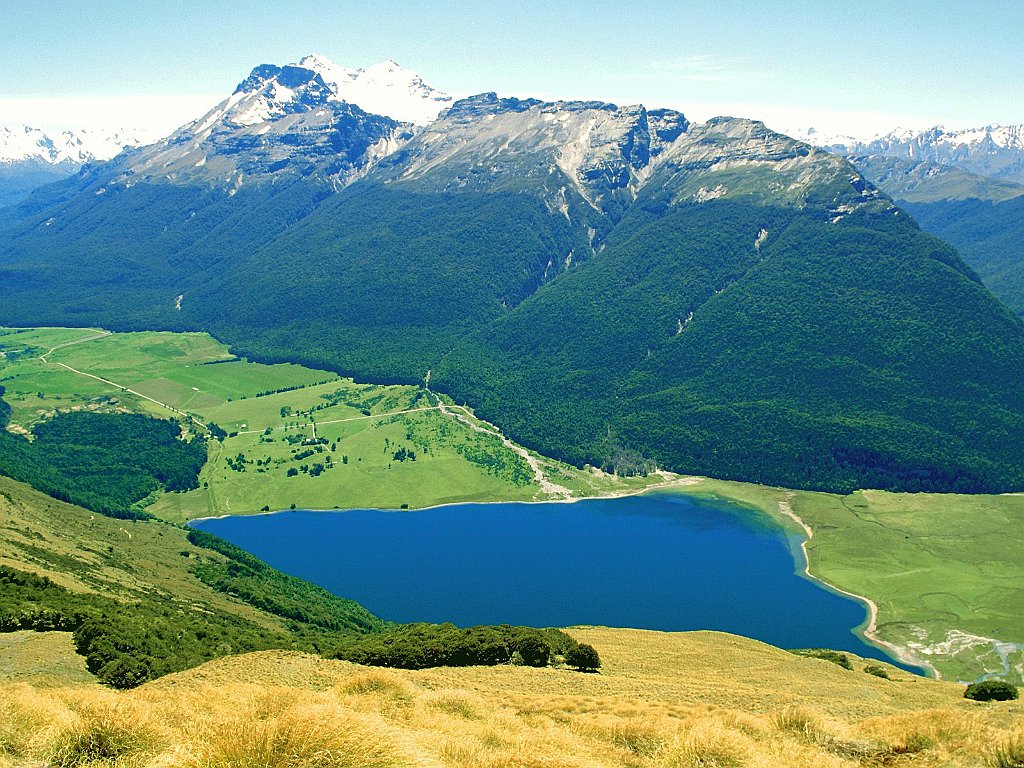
[801,124,1024,184]
[0,125,144,166]
[99,62,411,189]
[297,54,453,125]
[0,125,146,208]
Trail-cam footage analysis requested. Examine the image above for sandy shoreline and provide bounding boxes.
[776,498,938,678]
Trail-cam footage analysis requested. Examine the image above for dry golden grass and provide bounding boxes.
[3,627,1023,768]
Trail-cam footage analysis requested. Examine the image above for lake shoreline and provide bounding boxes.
[185,473,707,525]
[774,498,937,679]
[193,487,921,671]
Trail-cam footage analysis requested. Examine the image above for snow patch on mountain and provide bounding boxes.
[298,54,452,125]
[797,123,1024,154]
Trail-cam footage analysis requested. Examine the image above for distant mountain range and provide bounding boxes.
[794,125,1024,316]
[2,56,1023,494]
[810,124,1024,185]
[0,125,145,208]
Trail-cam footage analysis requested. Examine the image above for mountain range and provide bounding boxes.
[0,125,145,209]
[1,56,1023,494]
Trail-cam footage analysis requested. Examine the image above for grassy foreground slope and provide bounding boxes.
[0,475,384,686]
[3,628,1022,768]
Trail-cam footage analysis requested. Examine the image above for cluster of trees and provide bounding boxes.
[185,529,385,633]
[0,565,301,689]
[332,622,600,672]
[0,409,207,518]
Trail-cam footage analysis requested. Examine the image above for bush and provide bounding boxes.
[790,648,853,670]
[565,642,601,672]
[333,623,573,670]
[864,664,891,679]
[965,680,1019,702]
[515,635,550,667]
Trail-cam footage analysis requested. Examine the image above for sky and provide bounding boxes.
[2,0,1022,141]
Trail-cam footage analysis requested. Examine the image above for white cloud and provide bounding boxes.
[0,94,224,141]
[645,55,745,83]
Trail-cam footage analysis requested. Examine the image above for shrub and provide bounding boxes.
[565,642,601,672]
[515,635,550,667]
[965,680,1019,702]
[790,648,853,670]
[864,664,891,679]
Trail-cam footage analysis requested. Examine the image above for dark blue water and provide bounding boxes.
[192,492,919,671]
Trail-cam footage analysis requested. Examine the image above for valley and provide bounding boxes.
[2,326,1022,685]
[1,30,1023,764]
[0,326,664,520]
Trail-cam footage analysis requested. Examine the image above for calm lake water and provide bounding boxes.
[192,492,916,670]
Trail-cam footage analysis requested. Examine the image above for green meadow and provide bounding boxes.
[672,478,1024,683]
[2,326,1023,683]
[0,327,663,523]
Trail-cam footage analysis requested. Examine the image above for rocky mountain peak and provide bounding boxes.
[806,123,1024,185]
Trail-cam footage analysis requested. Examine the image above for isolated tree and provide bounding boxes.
[565,642,601,672]
[965,680,1018,701]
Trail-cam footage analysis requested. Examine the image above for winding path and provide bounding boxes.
[430,392,572,499]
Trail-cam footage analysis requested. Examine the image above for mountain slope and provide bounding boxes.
[432,118,1024,492]
[0,475,385,687]
[1,65,1023,493]
[844,154,1024,316]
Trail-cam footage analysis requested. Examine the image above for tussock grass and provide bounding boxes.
[187,703,403,768]
[659,721,750,767]
[2,628,1022,768]
[47,694,165,768]
[990,731,1024,768]
[425,691,481,719]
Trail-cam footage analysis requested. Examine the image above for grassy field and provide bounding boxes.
[670,479,1024,685]
[3,627,1022,768]
[790,490,1024,685]
[0,327,667,521]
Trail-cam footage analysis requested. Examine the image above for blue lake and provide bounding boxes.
[192,491,918,671]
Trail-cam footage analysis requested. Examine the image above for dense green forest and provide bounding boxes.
[185,528,384,633]
[903,197,1024,316]
[434,200,1024,493]
[0,565,365,689]
[0,403,207,518]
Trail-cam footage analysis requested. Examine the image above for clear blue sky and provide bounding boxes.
[3,0,1022,137]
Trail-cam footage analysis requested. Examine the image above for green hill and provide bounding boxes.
[0,475,386,688]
